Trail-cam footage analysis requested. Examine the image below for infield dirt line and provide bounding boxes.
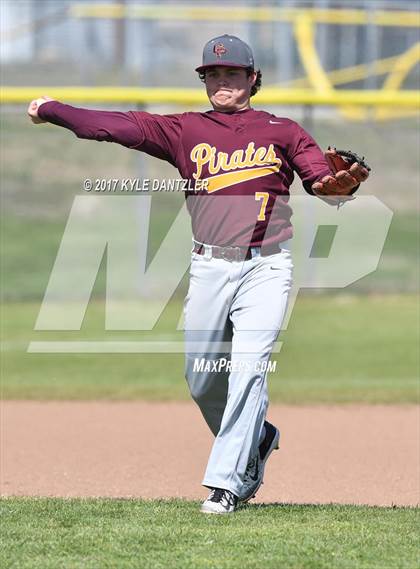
[1,401,419,507]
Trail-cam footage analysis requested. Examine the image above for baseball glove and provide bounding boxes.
[312,147,371,207]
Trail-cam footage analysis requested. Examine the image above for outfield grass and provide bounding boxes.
[1,209,419,301]
[1,294,418,403]
[1,498,418,569]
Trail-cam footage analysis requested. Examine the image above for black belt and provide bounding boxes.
[192,241,282,262]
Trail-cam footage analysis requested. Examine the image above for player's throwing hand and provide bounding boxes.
[27,96,54,124]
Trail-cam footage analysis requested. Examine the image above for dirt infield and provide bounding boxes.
[1,402,419,506]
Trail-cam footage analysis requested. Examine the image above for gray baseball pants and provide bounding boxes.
[184,243,293,496]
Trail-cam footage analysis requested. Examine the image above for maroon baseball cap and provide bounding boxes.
[195,34,255,73]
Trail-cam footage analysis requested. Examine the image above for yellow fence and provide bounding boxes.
[2,4,419,119]
[69,4,420,27]
[68,3,420,120]
[1,87,419,109]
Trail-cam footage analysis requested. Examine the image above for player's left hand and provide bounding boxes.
[311,147,370,206]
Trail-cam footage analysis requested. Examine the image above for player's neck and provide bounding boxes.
[212,104,252,113]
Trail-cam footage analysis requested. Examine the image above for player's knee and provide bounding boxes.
[185,376,209,403]
[185,358,208,398]
[185,369,220,405]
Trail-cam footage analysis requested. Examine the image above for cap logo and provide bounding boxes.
[213,43,227,58]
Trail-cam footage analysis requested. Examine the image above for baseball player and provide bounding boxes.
[28,34,369,514]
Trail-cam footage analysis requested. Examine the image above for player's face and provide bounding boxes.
[204,66,257,112]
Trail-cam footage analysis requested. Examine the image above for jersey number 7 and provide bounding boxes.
[255,192,269,221]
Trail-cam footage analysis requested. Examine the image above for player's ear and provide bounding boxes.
[248,70,257,88]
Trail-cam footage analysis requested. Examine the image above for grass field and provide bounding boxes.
[1,294,418,403]
[1,498,419,569]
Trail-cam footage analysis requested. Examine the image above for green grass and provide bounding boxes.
[1,294,418,403]
[1,205,419,300]
[1,498,418,569]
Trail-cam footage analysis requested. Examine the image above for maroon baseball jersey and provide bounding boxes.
[38,102,331,247]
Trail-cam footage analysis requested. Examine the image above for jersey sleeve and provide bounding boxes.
[288,122,331,194]
[129,111,183,166]
[37,101,183,166]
